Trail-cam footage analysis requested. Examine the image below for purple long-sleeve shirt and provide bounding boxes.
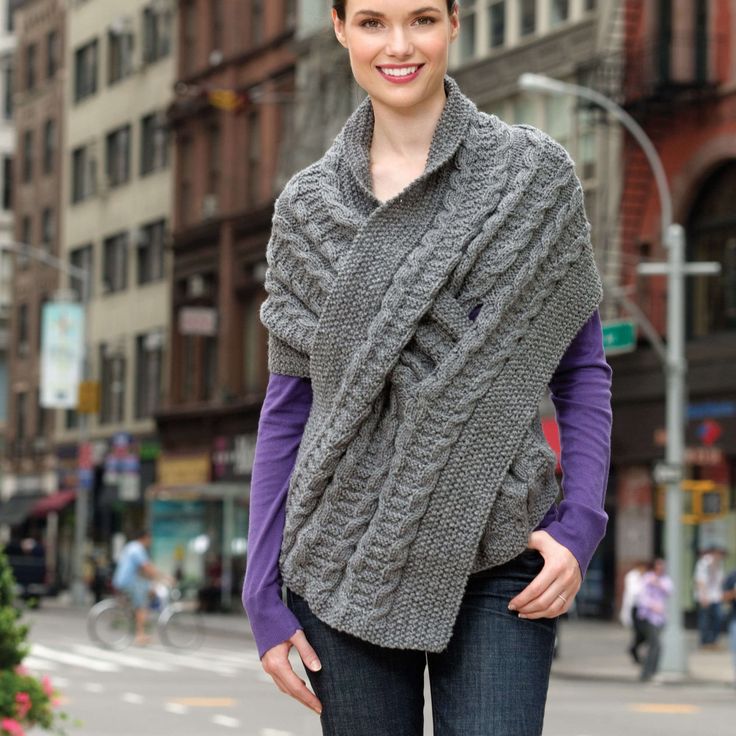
[243,310,612,658]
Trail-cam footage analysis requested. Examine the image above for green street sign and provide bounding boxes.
[602,319,636,355]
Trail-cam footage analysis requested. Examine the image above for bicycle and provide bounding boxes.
[87,583,205,651]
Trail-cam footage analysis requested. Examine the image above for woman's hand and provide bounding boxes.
[508,530,582,619]
[261,630,323,715]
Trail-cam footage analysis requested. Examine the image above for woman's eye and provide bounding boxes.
[359,19,382,29]
[415,16,436,25]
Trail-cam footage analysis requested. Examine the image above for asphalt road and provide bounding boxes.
[21,606,736,736]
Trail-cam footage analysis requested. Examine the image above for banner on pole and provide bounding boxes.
[40,302,85,409]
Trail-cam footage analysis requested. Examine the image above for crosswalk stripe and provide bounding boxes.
[122,692,144,705]
[74,644,174,672]
[23,656,59,672]
[32,644,119,673]
[138,648,238,676]
[212,715,240,728]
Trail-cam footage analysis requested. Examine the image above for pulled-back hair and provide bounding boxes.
[332,1,457,21]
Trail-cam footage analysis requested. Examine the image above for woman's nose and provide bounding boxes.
[385,28,414,57]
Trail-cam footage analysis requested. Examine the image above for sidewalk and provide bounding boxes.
[39,595,733,685]
[552,618,734,686]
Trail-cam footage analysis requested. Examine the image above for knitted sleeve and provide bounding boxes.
[259,180,320,379]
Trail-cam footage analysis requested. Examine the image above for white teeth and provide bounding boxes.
[381,66,419,77]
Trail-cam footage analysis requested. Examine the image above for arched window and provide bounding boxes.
[686,161,736,337]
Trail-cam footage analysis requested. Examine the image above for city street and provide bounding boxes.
[21,605,736,736]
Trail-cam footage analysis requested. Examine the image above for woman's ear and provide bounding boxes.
[449,4,460,42]
[331,8,348,48]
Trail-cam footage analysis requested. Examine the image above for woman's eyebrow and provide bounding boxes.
[354,7,442,18]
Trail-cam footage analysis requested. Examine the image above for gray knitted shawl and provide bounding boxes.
[261,75,602,652]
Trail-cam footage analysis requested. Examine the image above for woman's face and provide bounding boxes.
[332,1,459,111]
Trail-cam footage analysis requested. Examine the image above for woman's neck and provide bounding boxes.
[369,85,448,166]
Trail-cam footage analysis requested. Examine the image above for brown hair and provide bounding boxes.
[332,1,457,21]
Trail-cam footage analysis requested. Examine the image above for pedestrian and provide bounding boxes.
[694,545,726,648]
[636,558,673,682]
[242,1,613,734]
[723,562,736,687]
[620,561,647,664]
[111,529,173,646]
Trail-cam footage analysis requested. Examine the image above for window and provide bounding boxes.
[251,0,264,45]
[24,43,36,92]
[103,231,128,293]
[211,0,224,53]
[178,134,193,225]
[71,144,97,203]
[6,0,15,32]
[108,25,134,84]
[544,94,569,150]
[2,155,12,210]
[207,122,221,197]
[550,0,569,26]
[46,30,60,79]
[16,302,28,356]
[181,0,197,76]
[513,95,535,124]
[489,1,505,48]
[99,344,126,424]
[135,330,164,419]
[203,336,218,400]
[19,215,31,268]
[458,0,476,61]
[42,118,55,174]
[36,387,48,438]
[3,56,12,119]
[246,111,260,206]
[69,244,93,301]
[41,207,54,250]
[15,391,27,441]
[74,39,98,102]
[520,0,536,37]
[140,112,169,175]
[284,0,297,30]
[21,129,32,183]
[584,0,596,10]
[143,3,172,64]
[137,219,165,284]
[105,124,131,187]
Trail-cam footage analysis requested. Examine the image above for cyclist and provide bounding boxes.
[112,529,173,646]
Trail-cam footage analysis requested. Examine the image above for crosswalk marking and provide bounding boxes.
[164,703,189,715]
[32,644,119,673]
[122,692,144,705]
[212,715,240,728]
[23,656,59,672]
[73,644,174,672]
[83,683,104,693]
[629,703,701,714]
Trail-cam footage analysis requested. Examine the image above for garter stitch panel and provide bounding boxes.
[260,76,603,652]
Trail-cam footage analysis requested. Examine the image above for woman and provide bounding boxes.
[243,1,612,734]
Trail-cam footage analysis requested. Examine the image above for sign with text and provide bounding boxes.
[40,302,85,408]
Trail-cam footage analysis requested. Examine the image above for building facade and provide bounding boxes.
[53,0,176,575]
[610,0,736,620]
[1,0,65,582]
[0,1,20,480]
[154,0,296,609]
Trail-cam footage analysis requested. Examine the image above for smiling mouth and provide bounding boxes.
[376,64,425,80]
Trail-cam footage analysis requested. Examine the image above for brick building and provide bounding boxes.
[153,0,296,609]
[610,0,736,617]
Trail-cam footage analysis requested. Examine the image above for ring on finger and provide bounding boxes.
[557,593,568,604]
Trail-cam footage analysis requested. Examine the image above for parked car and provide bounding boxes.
[3,538,48,602]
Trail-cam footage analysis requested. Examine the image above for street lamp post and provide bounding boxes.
[518,73,721,678]
[3,240,91,607]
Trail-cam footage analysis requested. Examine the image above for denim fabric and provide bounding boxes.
[639,620,662,681]
[286,549,557,736]
[697,602,723,645]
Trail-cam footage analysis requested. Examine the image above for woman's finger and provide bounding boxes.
[290,629,322,672]
[519,591,572,619]
[275,663,323,714]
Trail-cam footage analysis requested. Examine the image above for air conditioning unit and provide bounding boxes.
[201,193,218,219]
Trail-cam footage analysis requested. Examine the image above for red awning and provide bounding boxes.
[31,490,77,517]
[541,418,562,473]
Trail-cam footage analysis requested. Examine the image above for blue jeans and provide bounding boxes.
[286,549,558,736]
[697,602,722,645]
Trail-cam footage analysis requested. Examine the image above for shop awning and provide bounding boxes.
[0,493,46,526]
[30,490,77,517]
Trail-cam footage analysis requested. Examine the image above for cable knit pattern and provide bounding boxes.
[259,76,603,652]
